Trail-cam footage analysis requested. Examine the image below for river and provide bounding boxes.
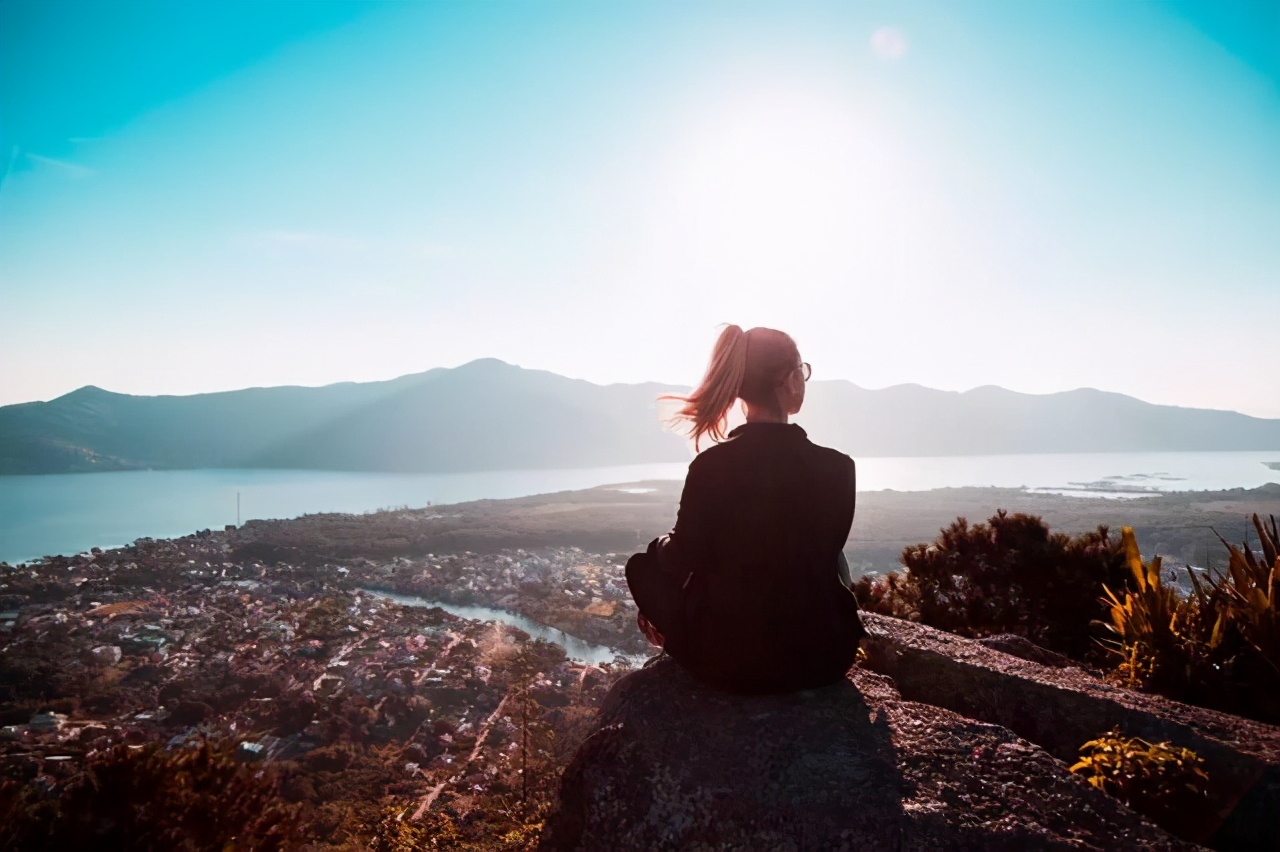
[359,588,642,667]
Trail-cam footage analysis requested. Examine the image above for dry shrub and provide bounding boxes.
[851,571,917,621]
[477,622,522,670]
[0,739,303,851]
[356,804,443,851]
[357,802,544,851]
[299,596,357,641]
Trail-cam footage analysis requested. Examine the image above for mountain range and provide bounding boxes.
[2,358,1277,475]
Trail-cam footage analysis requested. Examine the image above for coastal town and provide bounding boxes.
[0,524,645,847]
[3,482,1279,848]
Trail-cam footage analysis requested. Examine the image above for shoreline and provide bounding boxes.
[4,451,1277,565]
[2,479,1277,684]
[5,480,1279,570]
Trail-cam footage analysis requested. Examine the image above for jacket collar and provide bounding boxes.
[726,422,807,440]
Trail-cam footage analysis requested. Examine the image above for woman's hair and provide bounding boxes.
[663,325,800,450]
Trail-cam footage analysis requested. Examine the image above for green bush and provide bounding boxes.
[855,511,1127,659]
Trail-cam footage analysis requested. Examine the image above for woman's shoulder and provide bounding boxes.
[694,428,854,475]
[802,435,855,469]
[687,441,732,478]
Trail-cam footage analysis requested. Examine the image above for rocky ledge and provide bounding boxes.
[543,616,1280,851]
[541,659,1193,851]
[861,613,1280,850]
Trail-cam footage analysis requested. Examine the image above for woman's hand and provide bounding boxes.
[637,613,665,648]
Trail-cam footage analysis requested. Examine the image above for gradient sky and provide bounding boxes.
[2,0,1278,417]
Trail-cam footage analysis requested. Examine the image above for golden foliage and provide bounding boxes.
[1070,728,1209,838]
[1198,514,1280,678]
[1100,518,1280,722]
[1101,527,1184,686]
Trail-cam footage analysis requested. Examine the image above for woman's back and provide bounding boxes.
[627,324,865,694]
[666,421,864,693]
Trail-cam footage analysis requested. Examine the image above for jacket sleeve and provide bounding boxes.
[653,456,714,583]
[837,456,857,550]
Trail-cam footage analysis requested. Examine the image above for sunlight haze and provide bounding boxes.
[2,0,1277,416]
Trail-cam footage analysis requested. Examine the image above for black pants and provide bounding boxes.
[625,537,689,648]
[626,542,855,649]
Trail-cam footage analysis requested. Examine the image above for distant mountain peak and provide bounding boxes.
[56,385,118,401]
[451,357,520,373]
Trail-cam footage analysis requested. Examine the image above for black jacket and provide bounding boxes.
[656,422,865,693]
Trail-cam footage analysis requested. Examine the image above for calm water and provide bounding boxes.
[854,450,1280,496]
[0,463,689,566]
[1,451,1276,565]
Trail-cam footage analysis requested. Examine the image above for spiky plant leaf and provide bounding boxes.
[1122,527,1147,591]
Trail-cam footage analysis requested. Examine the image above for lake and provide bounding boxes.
[1,450,1276,565]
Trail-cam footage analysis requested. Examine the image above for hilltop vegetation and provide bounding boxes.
[856,511,1280,725]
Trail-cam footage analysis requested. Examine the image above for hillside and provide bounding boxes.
[5,494,1277,848]
[2,359,1278,474]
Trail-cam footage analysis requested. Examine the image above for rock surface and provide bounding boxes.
[861,613,1280,850]
[975,634,1079,669]
[541,656,1197,851]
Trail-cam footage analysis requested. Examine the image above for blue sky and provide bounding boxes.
[2,0,1278,417]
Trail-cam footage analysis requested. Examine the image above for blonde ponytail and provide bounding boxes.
[662,324,750,451]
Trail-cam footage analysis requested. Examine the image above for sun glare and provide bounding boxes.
[648,85,937,320]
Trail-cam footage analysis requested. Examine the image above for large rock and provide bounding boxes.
[542,656,1195,851]
[861,613,1280,850]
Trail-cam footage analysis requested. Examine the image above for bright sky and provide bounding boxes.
[2,1,1278,417]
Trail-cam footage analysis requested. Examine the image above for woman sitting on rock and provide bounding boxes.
[626,325,866,694]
